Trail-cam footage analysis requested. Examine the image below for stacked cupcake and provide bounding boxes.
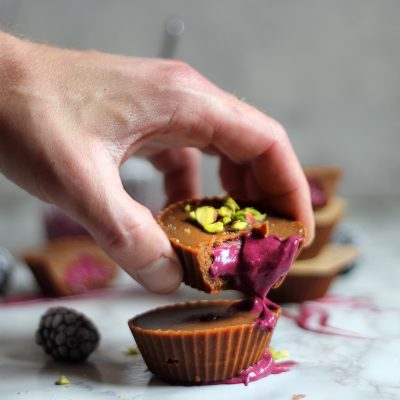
[269,166,359,303]
[129,197,306,384]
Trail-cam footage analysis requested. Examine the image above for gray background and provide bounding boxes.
[0,0,399,249]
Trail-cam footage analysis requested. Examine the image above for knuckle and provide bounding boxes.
[102,208,153,254]
[162,59,203,87]
[268,118,288,141]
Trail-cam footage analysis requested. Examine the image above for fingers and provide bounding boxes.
[57,149,183,294]
[168,88,314,243]
[149,147,202,204]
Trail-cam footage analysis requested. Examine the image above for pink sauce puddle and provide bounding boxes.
[64,253,112,293]
[218,349,296,385]
[282,296,380,339]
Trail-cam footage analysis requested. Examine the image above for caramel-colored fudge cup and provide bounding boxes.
[22,237,117,296]
[270,244,359,303]
[298,197,346,260]
[128,299,280,384]
[158,197,305,294]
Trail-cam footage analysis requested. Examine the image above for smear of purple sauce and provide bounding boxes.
[216,349,296,386]
[282,296,379,339]
[64,253,112,293]
[209,234,302,384]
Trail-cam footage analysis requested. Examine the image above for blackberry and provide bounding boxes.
[0,247,14,297]
[36,307,100,362]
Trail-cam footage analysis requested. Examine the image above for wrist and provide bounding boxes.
[0,32,33,109]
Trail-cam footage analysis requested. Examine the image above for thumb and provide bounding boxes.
[63,162,182,294]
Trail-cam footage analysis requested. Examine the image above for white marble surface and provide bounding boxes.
[0,196,400,399]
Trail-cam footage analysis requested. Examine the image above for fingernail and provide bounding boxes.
[135,256,182,294]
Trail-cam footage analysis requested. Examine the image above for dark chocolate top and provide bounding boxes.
[130,300,261,332]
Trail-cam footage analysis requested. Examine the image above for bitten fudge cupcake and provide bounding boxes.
[158,197,305,294]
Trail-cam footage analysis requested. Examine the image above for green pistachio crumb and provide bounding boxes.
[242,207,261,216]
[222,216,232,225]
[224,197,240,212]
[55,375,70,386]
[231,220,248,231]
[217,206,233,217]
[204,221,224,233]
[254,213,267,222]
[184,204,191,212]
[195,206,217,226]
[232,212,246,222]
[126,346,140,356]
[270,346,289,361]
[189,211,196,220]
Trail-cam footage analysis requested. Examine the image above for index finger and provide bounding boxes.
[167,90,314,244]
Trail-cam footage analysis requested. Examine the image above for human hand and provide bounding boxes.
[0,33,314,293]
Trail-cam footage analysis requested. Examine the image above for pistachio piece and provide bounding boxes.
[55,375,70,385]
[224,197,240,212]
[254,213,267,222]
[189,211,196,220]
[242,207,262,216]
[204,221,224,233]
[184,204,191,212]
[231,220,248,231]
[232,211,246,222]
[126,346,140,356]
[217,206,233,217]
[195,206,217,226]
[222,216,232,225]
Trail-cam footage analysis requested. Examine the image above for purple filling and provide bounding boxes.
[64,254,112,293]
[211,234,302,331]
[308,178,328,209]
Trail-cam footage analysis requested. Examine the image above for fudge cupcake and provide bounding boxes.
[158,197,305,294]
[269,243,359,303]
[129,299,280,384]
[299,166,344,260]
[304,165,343,207]
[22,238,117,296]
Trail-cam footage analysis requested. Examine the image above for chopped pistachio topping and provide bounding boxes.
[217,206,233,217]
[254,213,267,222]
[185,197,267,233]
[224,197,240,212]
[55,375,70,385]
[195,206,217,226]
[231,220,248,231]
[204,221,224,233]
[222,216,232,225]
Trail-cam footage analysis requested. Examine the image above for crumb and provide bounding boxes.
[125,346,140,356]
[292,394,306,400]
[55,375,70,385]
[184,227,191,234]
[270,346,290,361]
